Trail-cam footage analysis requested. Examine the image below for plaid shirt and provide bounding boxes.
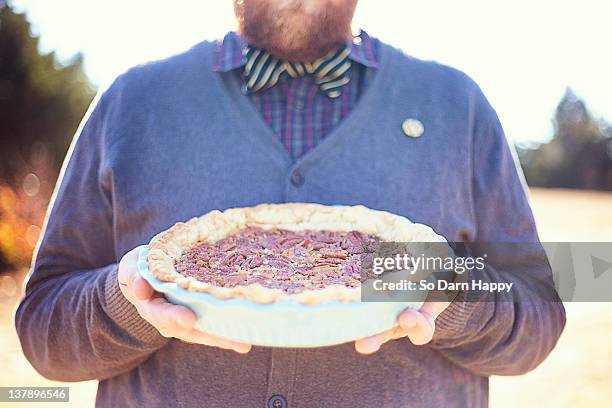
[215,30,379,160]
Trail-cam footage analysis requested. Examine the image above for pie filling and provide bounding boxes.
[175,227,381,294]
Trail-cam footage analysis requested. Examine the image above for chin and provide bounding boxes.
[236,0,358,61]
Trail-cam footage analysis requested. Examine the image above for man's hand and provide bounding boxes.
[117,246,252,354]
[354,300,450,354]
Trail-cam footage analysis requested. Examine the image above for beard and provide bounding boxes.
[234,0,358,62]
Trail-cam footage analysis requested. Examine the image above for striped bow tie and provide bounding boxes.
[242,46,352,98]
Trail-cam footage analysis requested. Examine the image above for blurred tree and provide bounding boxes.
[518,88,612,191]
[0,3,94,271]
[0,3,95,184]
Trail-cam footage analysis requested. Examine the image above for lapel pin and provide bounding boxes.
[402,118,424,138]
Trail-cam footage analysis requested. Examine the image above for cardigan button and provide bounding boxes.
[290,171,305,187]
[268,395,287,408]
[402,118,425,138]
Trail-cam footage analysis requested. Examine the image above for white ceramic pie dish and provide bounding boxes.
[138,245,426,348]
[139,203,449,348]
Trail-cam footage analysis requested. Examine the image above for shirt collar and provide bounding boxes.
[214,29,379,73]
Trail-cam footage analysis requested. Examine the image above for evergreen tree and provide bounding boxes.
[0,3,95,184]
[519,88,612,190]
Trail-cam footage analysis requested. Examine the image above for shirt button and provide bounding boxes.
[290,170,305,187]
[295,100,304,111]
[268,394,287,408]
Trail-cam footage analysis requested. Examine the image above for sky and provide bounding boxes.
[10,0,612,143]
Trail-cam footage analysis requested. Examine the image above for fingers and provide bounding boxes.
[355,301,453,353]
[138,297,251,354]
[354,314,431,354]
[397,308,435,345]
[354,329,395,354]
[118,246,251,354]
[397,301,450,345]
[355,323,410,354]
[183,330,252,354]
[139,297,198,335]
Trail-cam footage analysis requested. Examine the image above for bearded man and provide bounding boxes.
[16,1,565,407]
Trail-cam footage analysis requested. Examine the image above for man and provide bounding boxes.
[16,0,565,407]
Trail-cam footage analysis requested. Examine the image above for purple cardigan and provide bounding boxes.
[15,37,565,407]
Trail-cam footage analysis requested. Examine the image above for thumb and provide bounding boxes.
[133,275,155,300]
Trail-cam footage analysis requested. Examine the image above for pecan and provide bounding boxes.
[267,259,289,269]
[218,241,236,252]
[310,274,324,282]
[217,265,236,275]
[317,258,344,266]
[261,237,281,250]
[341,265,354,276]
[278,236,304,248]
[226,253,245,267]
[322,269,340,279]
[226,273,247,286]
[310,241,326,250]
[315,232,338,244]
[292,247,308,258]
[318,247,348,259]
[245,276,267,285]
[248,256,263,268]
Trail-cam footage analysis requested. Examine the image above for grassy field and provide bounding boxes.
[490,188,612,408]
[0,188,610,407]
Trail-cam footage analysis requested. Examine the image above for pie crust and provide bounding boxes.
[147,203,445,304]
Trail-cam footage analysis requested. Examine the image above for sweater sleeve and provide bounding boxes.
[15,85,170,382]
[429,85,566,376]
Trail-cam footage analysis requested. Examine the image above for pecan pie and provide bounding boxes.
[147,203,443,304]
